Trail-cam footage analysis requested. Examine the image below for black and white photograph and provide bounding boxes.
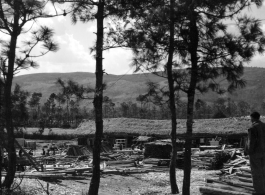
[1,0,265,194]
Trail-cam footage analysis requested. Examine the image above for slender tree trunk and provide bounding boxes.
[0,68,2,191]
[88,1,104,195]
[0,146,2,191]
[182,1,198,195]
[66,98,69,124]
[167,0,179,194]
[3,0,20,189]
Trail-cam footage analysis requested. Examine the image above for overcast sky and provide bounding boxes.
[13,3,265,76]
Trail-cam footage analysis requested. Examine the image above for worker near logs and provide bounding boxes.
[247,112,265,195]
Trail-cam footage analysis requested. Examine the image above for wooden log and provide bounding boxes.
[225,158,243,165]
[205,183,254,194]
[62,167,92,172]
[229,166,234,174]
[200,186,252,195]
[2,172,67,178]
[221,167,241,172]
[236,172,252,179]
[240,167,251,173]
[106,160,135,165]
[205,178,253,189]
[235,176,252,184]
[226,159,247,167]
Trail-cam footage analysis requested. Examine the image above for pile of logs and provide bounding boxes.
[221,157,249,174]
[200,150,254,195]
[190,149,234,170]
[200,168,253,195]
[9,147,170,182]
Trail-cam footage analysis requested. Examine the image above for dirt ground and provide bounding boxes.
[13,170,218,195]
[12,140,218,194]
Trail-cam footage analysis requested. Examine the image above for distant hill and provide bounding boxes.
[13,72,166,107]
[13,67,265,108]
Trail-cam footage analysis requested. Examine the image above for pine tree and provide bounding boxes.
[69,1,155,193]
[106,0,265,194]
[0,0,61,188]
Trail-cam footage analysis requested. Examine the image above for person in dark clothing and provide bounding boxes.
[42,148,46,155]
[119,144,122,150]
[247,112,265,195]
[18,149,23,157]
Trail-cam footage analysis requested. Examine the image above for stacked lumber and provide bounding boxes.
[200,172,254,195]
[200,149,254,194]
[191,150,215,169]
[221,156,249,175]
[191,149,232,170]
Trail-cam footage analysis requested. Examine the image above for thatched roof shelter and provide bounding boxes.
[75,117,257,138]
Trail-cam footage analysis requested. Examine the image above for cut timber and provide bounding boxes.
[200,186,252,195]
[205,178,253,190]
[205,183,253,194]
[226,159,246,167]
[221,167,241,172]
[235,176,253,184]
[106,160,135,165]
[229,166,234,174]
[236,172,252,178]
[199,146,220,150]
[14,139,41,171]
[2,172,66,179]
[240,167,251,173]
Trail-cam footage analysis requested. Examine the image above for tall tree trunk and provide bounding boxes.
[0,67,2,191]
[88,1,104,195]
[3,0,20,189]
[167,0,179,194]
[182,1,198,195]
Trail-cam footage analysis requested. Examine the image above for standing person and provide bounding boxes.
[119,144,122,150]
[18,149,23,157]
[247,112,265,195]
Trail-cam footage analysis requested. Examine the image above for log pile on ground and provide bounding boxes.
[191,149,233,170]
[8,146,175,184]
[199,149,253,195]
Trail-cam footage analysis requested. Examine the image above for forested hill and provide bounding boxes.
[13,67,265,108]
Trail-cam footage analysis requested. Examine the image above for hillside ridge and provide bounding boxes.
[14,67,265,107]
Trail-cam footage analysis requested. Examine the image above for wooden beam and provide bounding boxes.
[205,183,253,194]
[200,186,252,195]
[236,172,252,179]
[205,178,253,189]
[240,167,251,173]
[235,176,253,184]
